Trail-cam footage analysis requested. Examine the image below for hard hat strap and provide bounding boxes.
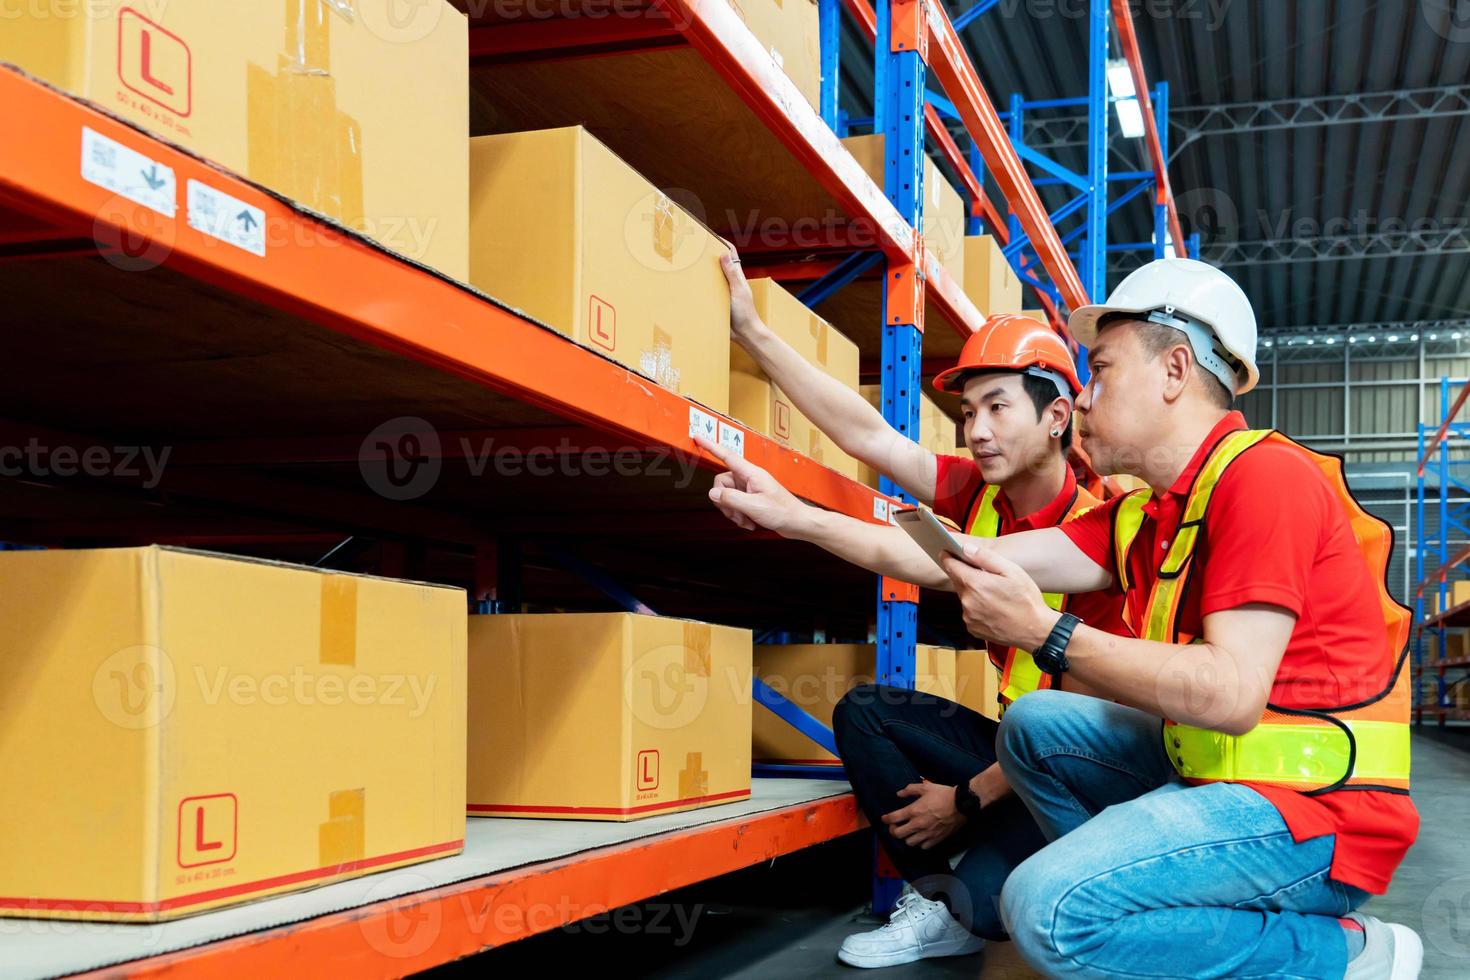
[1021,366,1074,407]
[1145,308,1242,396]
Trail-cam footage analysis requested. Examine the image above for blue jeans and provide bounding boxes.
[996,690,1368,979]
[832,683,1048,940]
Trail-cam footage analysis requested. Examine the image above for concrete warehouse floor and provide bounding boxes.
[425,733,1470,979]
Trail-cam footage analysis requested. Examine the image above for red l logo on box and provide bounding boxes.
[636,749,659,791]
[118,8,192,117]
[588,295,616,352]
[177,793,237,868]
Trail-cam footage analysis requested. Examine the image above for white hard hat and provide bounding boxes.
[1069,258,1259,396]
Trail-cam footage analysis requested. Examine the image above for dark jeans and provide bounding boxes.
[832,682,1047,940]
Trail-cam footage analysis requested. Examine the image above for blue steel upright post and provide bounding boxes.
[870,0,926,917]
[1153,81,1169,259]
[1082,0,1109,299]
[873,0,922,697]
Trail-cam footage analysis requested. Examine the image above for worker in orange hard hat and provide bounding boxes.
[708,250,1129,969]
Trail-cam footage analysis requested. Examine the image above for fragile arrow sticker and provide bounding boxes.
[717,421,745,458]
[186,179,265,257]
[689,406,718,444]
[80,127,177,217]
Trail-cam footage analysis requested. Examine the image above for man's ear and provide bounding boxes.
[1048,397,1071,432]
[1161,343,1193,402]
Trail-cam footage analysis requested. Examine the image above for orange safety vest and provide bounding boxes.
[1110,429,1411,794]
[966,482,1090,707]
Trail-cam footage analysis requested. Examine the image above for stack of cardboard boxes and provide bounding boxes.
[0,548,467,921]
[0,0,471,280]
[730,280,863,479]
[466,613,753,821]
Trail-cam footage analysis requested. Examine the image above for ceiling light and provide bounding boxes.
[1388,335,1399,342]
[1107,59,1145,138]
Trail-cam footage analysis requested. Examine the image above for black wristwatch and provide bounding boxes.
[954,779,983,819]
[1032,612,1082,677]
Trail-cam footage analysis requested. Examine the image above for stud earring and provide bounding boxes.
[1050,428,1062,437]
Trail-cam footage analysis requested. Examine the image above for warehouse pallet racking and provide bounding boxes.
[0,0,1182,971]
[1414,377,1470,724]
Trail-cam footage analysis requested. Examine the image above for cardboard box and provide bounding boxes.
[2,1,469,280]
[843,135,966,275]
[731,278,861,478]
[470,126,731,413]
[753,644,955,765]
[954,649,1002,722]
[468,613,752,821]
[856,385,962,488]
[0,547,466,922]
[964,236,1023,315]
[725,0,822,111]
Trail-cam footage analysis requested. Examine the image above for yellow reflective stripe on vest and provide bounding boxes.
[1140,430,1273,643]
[969,484,1063,705]
[1000,590,1066,704]
[967,484,1002,538]
[1111,491,1149,593]
[1165,720,1411,788]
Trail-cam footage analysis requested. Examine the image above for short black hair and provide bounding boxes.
[1019,373,1074,452]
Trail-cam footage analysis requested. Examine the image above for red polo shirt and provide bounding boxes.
[933,454,1130,648]
[1058,411,1418,894]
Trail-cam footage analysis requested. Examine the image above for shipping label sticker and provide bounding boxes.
[689,406,719,443]
[186,180,266,257]
[81,126,177,217]
[717,421,746,458]
[873,497,889,522]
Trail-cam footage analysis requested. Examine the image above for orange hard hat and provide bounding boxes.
[932,313,1083,398]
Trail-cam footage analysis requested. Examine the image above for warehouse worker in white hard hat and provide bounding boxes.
[702,256,1422,979]
[928,258,1421,979]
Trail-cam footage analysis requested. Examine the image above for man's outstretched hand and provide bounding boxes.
[938,544,1059,651]
[697,435,811,537]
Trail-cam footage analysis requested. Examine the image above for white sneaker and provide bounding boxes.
[836,890,985,969]
[1344,913,1423,980]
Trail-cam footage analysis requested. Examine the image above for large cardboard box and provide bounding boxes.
[964,236,1023,316]
[1,1,470,280]
[753,644,955,765]
[954,649,1002,722]
[725,0,822,111]
[470,126,730,413]
[843,135,966,275]
[0,547,466,922]
[468,613,752,821]
[856,385,962,488]
[731,278,861,478]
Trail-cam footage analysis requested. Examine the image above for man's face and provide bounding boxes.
[960,372,1061,485]
[1074,321,1157,476]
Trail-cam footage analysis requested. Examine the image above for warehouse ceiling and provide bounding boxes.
[839,0,1470,335]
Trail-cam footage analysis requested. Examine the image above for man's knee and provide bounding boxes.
[1000,847,1103,973]
[832,682,885,740]
[996,689,1070,774]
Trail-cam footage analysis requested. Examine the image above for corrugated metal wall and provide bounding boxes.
[1237,347,1470,464]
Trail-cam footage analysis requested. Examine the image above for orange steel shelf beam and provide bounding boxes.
[0,67,896,527]
[74,794,864,978]
[924,7,1089,312]
[1110,0,1185,258]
